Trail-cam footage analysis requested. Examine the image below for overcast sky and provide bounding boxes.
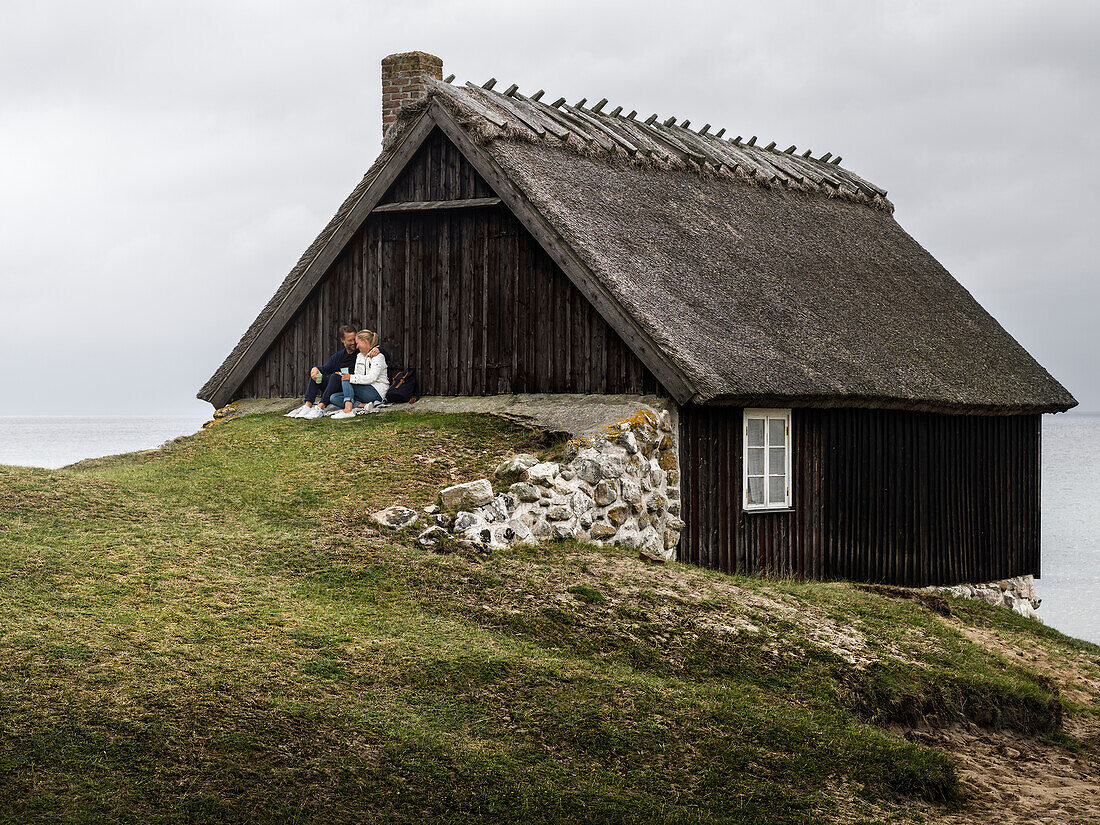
[1,0,1096,416]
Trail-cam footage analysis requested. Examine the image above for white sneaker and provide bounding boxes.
[302,406,324,420]
[284,404,307,417]
[321,405,339,416]
[331,409,356,420]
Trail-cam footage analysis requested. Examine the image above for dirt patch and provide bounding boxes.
[900,724,1100,825]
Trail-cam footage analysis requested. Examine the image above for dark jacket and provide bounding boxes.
[317,348,358,375]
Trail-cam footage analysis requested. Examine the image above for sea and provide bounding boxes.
[0,412,1097,644]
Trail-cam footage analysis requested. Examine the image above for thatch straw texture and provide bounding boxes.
[485,138,1074,412]
[200,80,1074,414]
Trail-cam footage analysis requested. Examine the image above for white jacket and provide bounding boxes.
[348,351,389,397]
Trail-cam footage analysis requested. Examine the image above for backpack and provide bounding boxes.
[386,368,419,404]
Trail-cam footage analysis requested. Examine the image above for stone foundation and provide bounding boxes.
[421,406,681,557]
[923,576,1042,622]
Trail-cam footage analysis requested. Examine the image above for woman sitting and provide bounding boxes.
[330,330,389,420]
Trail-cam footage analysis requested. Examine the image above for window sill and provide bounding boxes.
[743,507,795,515]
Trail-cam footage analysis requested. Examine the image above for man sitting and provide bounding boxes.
[285,325,358,419]
[330,330,390,419]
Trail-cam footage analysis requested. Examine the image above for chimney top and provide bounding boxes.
[381,51,444,138]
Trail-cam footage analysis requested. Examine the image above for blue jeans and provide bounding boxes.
[303,372,343,405]
[330,381,382,408]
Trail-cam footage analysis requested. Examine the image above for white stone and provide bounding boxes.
[620,478,643,504]
[453,511,487,533]
[440,479,494,510]
[477,493,515,524]
[417,525,449,547]
[1012,599,1042,622]
[546,505,572,522]
[551,522,578,540]
[423,504,440,515]
[525,462,559,485]
[618,431,639,454]
[371,506,418,529]
[551,479,576,496]
[977,588,1002,607]
[612,532,640,549]
[573,457,602,484]
[494,453,539,478]
[509,482,540,502]
[503,519,532,543]
[596,454,625,478]
[570,490,595,517]
[646,493,668,513]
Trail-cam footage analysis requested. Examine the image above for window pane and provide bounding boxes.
[747,447,765,475]
[768,447,786,475]
[769,417,786,447]
[747,418,764,447]
[769,475,786,504]
[747,477,764,505]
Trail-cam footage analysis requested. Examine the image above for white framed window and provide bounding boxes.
[743,409,792,511]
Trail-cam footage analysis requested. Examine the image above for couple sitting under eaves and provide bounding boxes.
[285,325,390,420]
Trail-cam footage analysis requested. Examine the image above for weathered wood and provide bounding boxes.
[428,101,695,403]
[234,124,661,402]
[206,110,439,408]
[372,197,502,212]
[678,406,1042,586]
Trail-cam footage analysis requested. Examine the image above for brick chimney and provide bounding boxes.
[381,51,443,137]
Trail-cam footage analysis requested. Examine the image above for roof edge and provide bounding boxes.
[692,393,1078,416]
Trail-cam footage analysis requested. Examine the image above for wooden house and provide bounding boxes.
[199,51,1076,586]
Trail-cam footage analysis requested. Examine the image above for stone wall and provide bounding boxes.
[410,407,682,558]
[923,576,1042,621]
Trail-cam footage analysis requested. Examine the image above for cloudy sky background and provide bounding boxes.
[2,0,1096,416]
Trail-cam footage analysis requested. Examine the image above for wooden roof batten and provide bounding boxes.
[420,76,890,205]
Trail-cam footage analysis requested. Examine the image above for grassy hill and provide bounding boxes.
[1,411,1098,824]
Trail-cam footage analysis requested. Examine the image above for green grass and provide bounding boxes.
[0,410,1097,824]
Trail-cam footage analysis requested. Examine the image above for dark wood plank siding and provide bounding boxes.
[678,405,1041,586]
[238,128,660,399]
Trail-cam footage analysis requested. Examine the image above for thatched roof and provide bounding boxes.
[200,77,1075,414]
